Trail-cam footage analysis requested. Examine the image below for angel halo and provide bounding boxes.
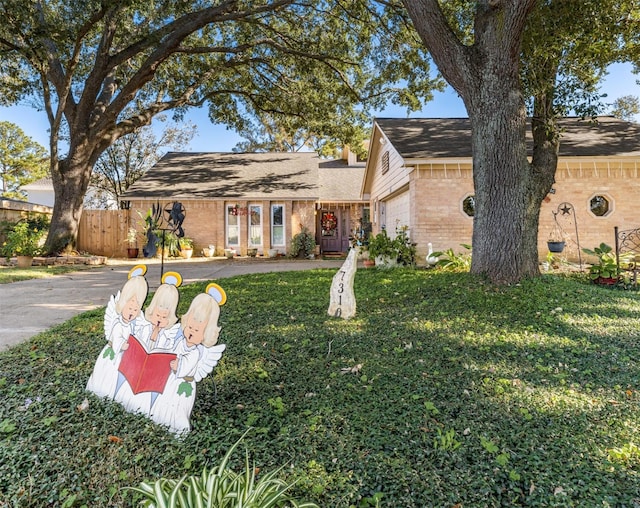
[86,270,227,435]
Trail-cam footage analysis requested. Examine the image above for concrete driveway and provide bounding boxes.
[0,257,344,351]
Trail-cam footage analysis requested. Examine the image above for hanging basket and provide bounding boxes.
[547,241,565,253]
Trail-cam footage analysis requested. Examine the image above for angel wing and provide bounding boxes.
[194,344,226,382]
[103,291,120,341]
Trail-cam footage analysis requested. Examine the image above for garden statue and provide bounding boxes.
[328,247,357,319]
[86,266,227,435]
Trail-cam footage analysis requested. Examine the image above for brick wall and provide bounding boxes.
[407,159,640,265]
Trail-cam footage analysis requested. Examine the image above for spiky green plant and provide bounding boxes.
[128,430,319,508]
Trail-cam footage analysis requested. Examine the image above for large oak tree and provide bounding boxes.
[0,0,437,253]
[403,0,638,283]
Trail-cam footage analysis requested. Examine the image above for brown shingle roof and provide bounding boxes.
[124,152,320,200]
[375,116,640,159]
[318,159,366,201]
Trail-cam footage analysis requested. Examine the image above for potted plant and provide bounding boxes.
[547,225,565,253]
[582,243,623,285]
[363,257,376,268]
[1,215,49,267]
[367,230,397,267]
[125,227,140,258]
[179,237,194,259]
[154,230,180,258]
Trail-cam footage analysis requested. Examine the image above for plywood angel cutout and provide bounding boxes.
[114,271,183,415]
[150,283,227,435]
[86,268,227,436]
[86,265,149,399]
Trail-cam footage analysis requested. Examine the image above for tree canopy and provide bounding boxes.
[610,95,640,122]
[0,121,48,201]
[0,0,440,253]
[89,116,196,210]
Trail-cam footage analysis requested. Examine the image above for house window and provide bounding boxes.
[249,204,262,246]
[381,151,390,175]
[271,204,285,246]
[589,194,612,217]
[226,204,239,246]
[462,195,475,217]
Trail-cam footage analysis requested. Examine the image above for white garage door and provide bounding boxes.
[383,192,410,236]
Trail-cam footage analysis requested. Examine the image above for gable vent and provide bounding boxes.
[381,151,389,175]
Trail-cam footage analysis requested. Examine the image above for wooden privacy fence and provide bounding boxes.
[77,209,132,257]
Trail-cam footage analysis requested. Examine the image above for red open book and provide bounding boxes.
[118,335,177,395]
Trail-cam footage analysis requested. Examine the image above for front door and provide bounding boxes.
[320,210,341,252]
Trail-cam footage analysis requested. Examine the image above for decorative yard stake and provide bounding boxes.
[142,201,187,279]
[328,248,357,319]
[86,266,226,435]
[551,202,582,269]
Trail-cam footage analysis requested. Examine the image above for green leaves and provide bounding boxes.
[2,269,640,505]
[127,430,319,508]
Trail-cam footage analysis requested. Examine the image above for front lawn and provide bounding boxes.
[0,269,639,506]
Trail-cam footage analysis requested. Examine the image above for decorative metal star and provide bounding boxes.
[560,204,572,215]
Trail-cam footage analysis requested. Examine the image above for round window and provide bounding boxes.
[589,195,610,217]
[462,195,475,217]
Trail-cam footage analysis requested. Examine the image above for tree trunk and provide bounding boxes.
[45,152,93,254]
[468,96,542,284]
[466,66,557,284]
[402,0,541,284]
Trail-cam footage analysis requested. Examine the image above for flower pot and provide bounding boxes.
[247,248,258,257]
[363,259,375,268]
[547,241,565,253]
[16,255,33,268]
[224,249,236,259]
[180,248,193,259]
[127,247,139,259]
[375,255,397,268]
[202,246,215,257]
[267,248,278,258]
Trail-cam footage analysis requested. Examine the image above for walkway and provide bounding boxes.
[0,257,344,351]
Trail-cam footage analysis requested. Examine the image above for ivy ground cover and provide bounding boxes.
[0,269,639,506]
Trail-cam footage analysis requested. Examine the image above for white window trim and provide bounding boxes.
[226,204,240,247]
[249,204,263,246]
[271,204,285,246]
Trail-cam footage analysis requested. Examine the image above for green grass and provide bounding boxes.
[0,264,97,284]
[1,269,639,507]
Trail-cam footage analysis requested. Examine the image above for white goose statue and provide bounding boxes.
[426,242,438,267]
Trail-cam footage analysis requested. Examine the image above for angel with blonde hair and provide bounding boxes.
[136,273,181,350]
[86,268,148,399]
[151,283,227,435]
[116,272,183,414]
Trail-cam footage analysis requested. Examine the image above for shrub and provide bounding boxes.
[1,215,50,258]
[393,226,416,266]
[290,227,316,258]
[432,243,472,270]
[367,230,395,260]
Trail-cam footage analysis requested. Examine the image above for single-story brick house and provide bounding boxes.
[363,116,640,264]
[123,151,367,257]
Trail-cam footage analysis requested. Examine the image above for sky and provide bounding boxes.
[1,62,638,153]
